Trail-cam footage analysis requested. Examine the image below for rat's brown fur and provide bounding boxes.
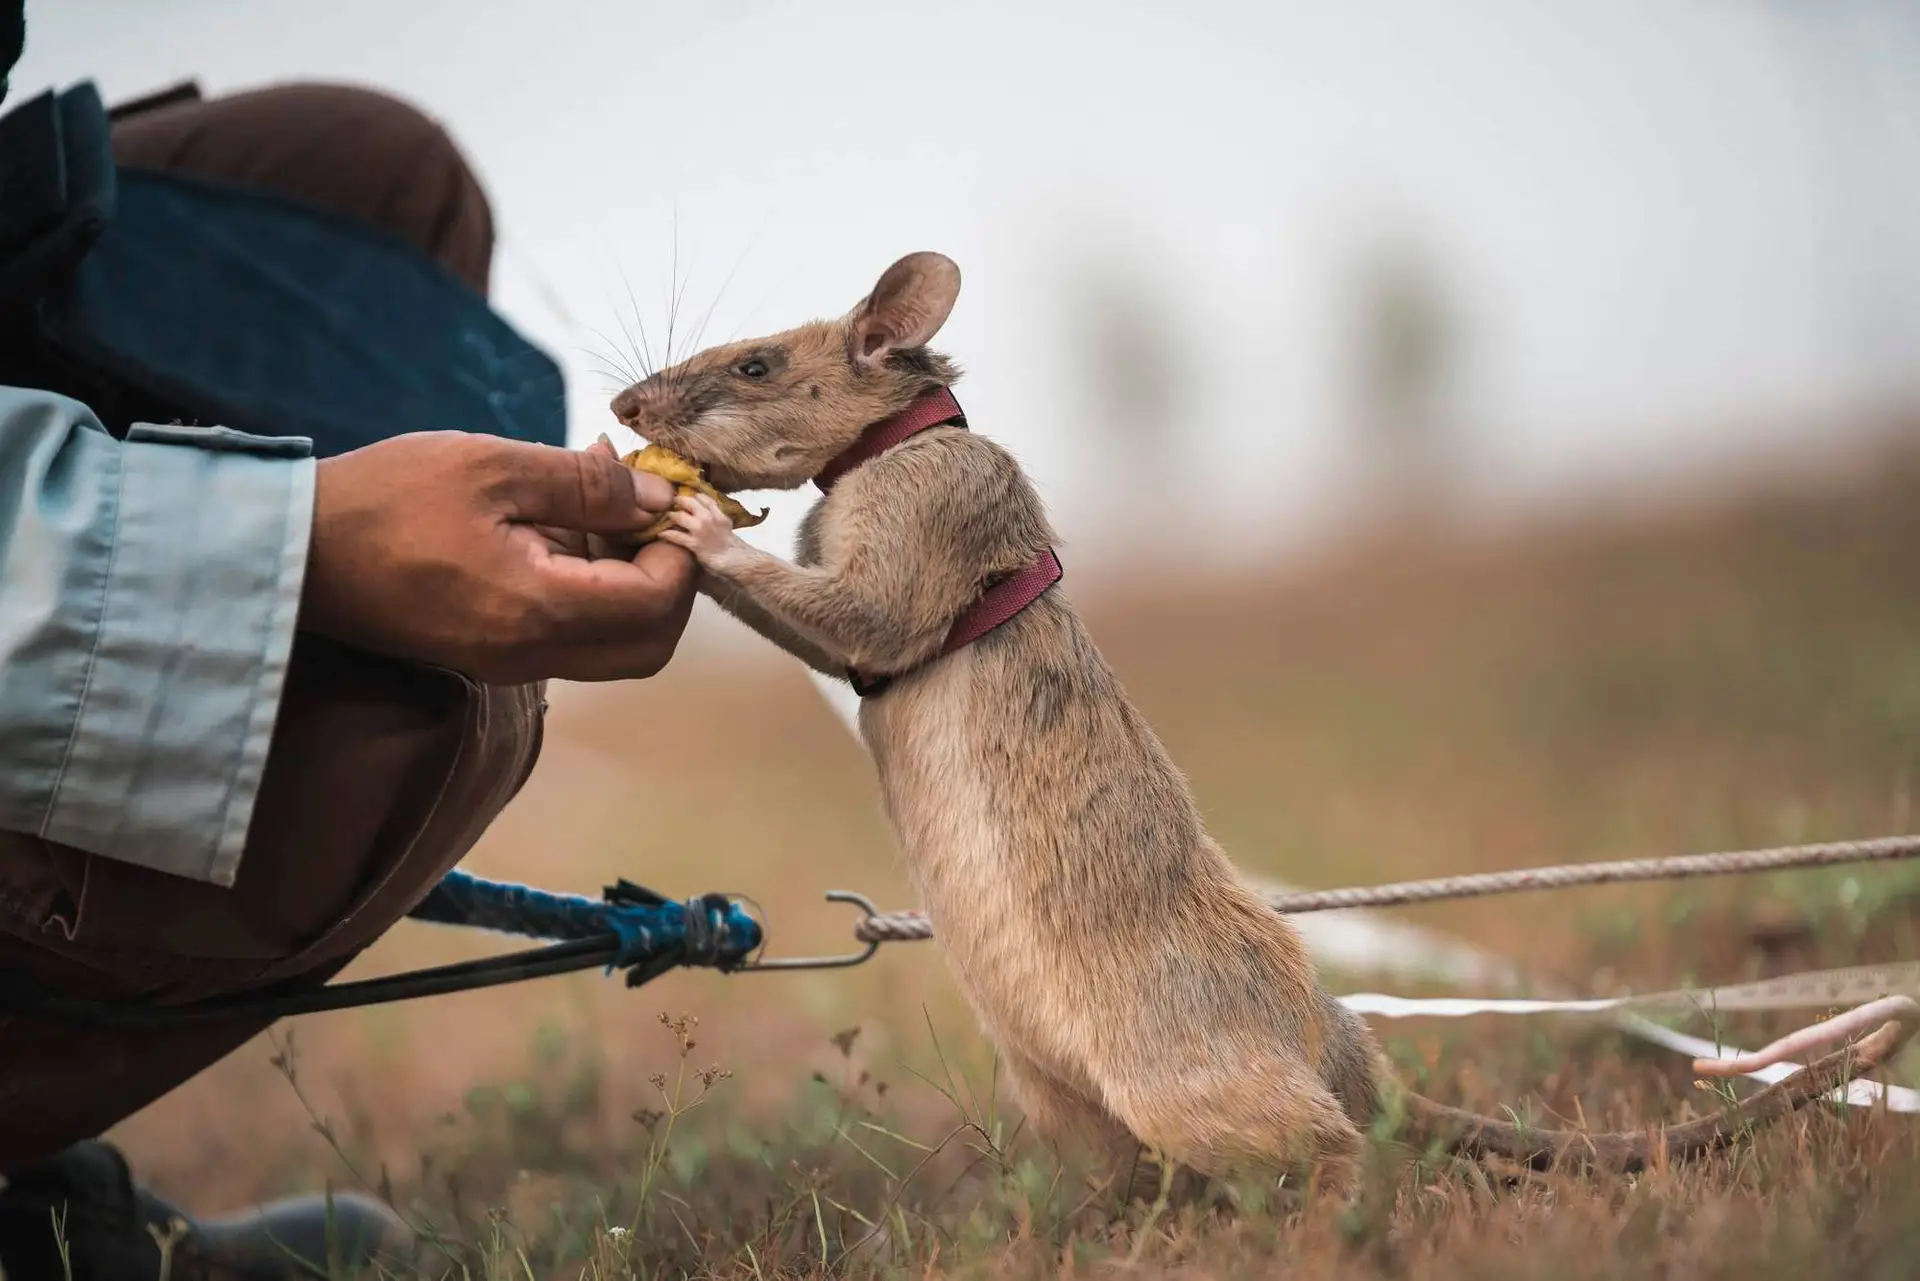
[611,252,1910,1198]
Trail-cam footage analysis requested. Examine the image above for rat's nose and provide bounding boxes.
[609,384,645,426]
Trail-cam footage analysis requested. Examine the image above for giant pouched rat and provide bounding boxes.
[609,251,1915,1197]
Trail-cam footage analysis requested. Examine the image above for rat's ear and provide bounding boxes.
[846,252,961,370]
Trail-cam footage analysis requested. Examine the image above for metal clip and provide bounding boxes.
[733,891,883,972]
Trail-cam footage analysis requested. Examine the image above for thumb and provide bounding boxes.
[497,439,677,532]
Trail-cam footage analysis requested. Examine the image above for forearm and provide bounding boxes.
[0,385,315,886]
[700,570,847,676]
[709,545,946,675]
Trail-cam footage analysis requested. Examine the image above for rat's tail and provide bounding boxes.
[1388,996,1918,1173]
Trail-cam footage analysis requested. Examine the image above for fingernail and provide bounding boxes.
[596,432,615,451]
[630,468,674,510]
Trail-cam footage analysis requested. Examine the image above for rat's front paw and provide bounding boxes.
[660,492,749,570]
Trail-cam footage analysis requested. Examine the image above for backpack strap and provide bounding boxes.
[0,81,115,309]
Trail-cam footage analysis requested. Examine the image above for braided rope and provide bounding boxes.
[849,833,1920,945]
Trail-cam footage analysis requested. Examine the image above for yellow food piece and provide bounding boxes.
[625,443,702,486]
[622,443,769,541]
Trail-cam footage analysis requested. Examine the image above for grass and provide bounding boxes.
[105,431,1920,1277]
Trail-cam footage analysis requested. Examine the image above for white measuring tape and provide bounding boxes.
[804,674,1919,1113]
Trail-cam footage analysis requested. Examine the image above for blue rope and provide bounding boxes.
[0,871,768,1027]
[407,870,763,976]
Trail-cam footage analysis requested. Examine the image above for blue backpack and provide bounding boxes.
[0,79,566,457]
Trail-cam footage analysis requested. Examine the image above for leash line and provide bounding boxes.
[9,835,1915,1025]
[846,833,1920,944]
[0,872,771,1026]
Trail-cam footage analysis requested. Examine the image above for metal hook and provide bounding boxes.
[731,891,883,972]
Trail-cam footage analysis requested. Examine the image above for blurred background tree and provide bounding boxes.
[1343,235,1463,535]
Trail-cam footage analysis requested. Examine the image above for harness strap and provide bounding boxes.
[813,385,968,493]
[812,386,1064,698]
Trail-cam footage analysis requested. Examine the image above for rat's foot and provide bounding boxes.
[660,493,751,571]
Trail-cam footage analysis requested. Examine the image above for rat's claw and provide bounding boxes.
[655,492,740,566]
[673,493,726,532]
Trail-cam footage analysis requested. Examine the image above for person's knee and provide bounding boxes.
[111,80,496,292]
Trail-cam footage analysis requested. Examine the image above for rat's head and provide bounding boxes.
[609,251,963,492]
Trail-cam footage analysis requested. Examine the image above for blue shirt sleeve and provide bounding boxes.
[0,384,315,886]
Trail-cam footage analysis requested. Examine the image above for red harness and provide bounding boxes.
[814,386,1064,698]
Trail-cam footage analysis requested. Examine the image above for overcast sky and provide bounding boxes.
[15,0,1920,584]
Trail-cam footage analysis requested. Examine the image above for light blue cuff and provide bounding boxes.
[0,391,316,887]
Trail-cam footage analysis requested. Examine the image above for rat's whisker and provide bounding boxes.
[495,233,655,392]
[612,261,657,382]
[583,322,645,384]
[574,333,641,388]
[685,222,766,361]
[662,205,683,372]
[576,355,641,391]
[671,271,696,373]
[683,243,748,361]
[581,233,656,382]
[664,204,698,381]
[723,266,802,348]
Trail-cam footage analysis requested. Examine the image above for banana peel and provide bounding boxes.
[620,442,769,542]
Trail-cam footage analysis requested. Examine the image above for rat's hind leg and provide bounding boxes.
[1000,1051,1213,1206]
[998,1050,1121,1156]
[1106,1061,1365,1201]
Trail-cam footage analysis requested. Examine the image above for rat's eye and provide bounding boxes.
[736,359,770,380]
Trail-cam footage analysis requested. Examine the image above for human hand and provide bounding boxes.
[299,431,698,684]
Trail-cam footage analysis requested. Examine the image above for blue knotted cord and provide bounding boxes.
[407,869,763,975]
[0,870,778,1026]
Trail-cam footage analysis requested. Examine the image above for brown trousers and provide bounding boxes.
[0,84,542,1171]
